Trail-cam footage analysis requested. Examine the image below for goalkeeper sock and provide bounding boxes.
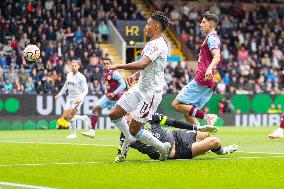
[165,118,197,130]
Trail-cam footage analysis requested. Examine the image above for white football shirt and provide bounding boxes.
[58,71,88,101]
[137,36,168,93]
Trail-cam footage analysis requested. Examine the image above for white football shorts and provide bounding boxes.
[117,85,162,123]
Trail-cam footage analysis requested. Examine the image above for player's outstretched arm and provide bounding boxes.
[151,113,217,134]
[109,56,152,71]
[112,71,127,95]
[152,113,196,130]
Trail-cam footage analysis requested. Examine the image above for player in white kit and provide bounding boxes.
[55,60,90,139]
[107,11,171,161]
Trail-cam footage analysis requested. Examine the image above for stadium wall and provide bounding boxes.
[0,94,283,130]
[0,95,115,130]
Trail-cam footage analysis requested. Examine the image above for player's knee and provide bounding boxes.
[196,131,209,140]
[92,106,100,114]
[171,99,179,110]
[129,127,138,136]
[62,116,69,121]
[208,137,221,149]
[109,111,120,120]
[68,113,75,120]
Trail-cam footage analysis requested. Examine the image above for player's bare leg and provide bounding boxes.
[195,131,210,141]
[184,114,200,126]
[109,105,135,142]
[172,99,218,125]
[192,133,238,157]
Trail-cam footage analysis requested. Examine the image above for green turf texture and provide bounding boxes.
[0,127,283,189]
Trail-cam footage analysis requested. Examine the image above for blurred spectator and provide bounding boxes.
[216,80,226,94]
[35,80,44,94]
[18,67,28,85]
[268,104,278,113]
[277,104,283,113]
[44,78,54,94]
[25,77,36,94]
[0,0,145,95]
[224,99,234,113]
[218,98,225,114]
[3,79,13,93]
[0,67,4,83]
[163,2,284,95]
[6,67,17,83]
[44,0,54,11]
[98,20,109,42]
[13,78,24,94]
[0,51,7,68]
[89,80,104,95]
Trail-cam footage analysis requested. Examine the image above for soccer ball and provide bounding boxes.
[24,44,40,62]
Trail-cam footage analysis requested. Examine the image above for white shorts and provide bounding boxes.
[64,98,83,111]
[117,85,162,123]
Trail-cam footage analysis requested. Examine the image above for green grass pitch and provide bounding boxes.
[0,127,283,189]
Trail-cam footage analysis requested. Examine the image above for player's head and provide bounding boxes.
[71,59,80,73]
[102,58,112,72]
[200,11,219,35]
[146,11,170,38]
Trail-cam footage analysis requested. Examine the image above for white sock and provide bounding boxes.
[74,115,85,121]
[121,139,131,156]
[89,129,96,134]
[70,118,76,135]
[276,128,283,133]
[112,117,133,140]
[135,129,164,151]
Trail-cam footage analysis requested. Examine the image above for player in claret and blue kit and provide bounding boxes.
[81,58,126,138]
[172,11,221,126]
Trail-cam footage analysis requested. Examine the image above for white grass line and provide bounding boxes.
[1,155,284,167]
[0,181,57,189]
[2,141,284,155]
[0,140,116,147]
[237,151,284,155]
[0,161,105,167]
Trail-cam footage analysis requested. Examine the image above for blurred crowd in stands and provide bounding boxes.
[0,0,284,99]
[0,0,144,94]
[163,2,284,95]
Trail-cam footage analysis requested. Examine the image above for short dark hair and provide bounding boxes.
[203,11,219,25]
[151,11,170,31]
[102,58,112,63]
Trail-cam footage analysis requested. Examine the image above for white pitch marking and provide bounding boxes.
[1,141,284,155]
[0,140,116,147]
[0,181,57,189]
[237,151,284,155]
[0,161,104,167]
[1,155,284,167]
